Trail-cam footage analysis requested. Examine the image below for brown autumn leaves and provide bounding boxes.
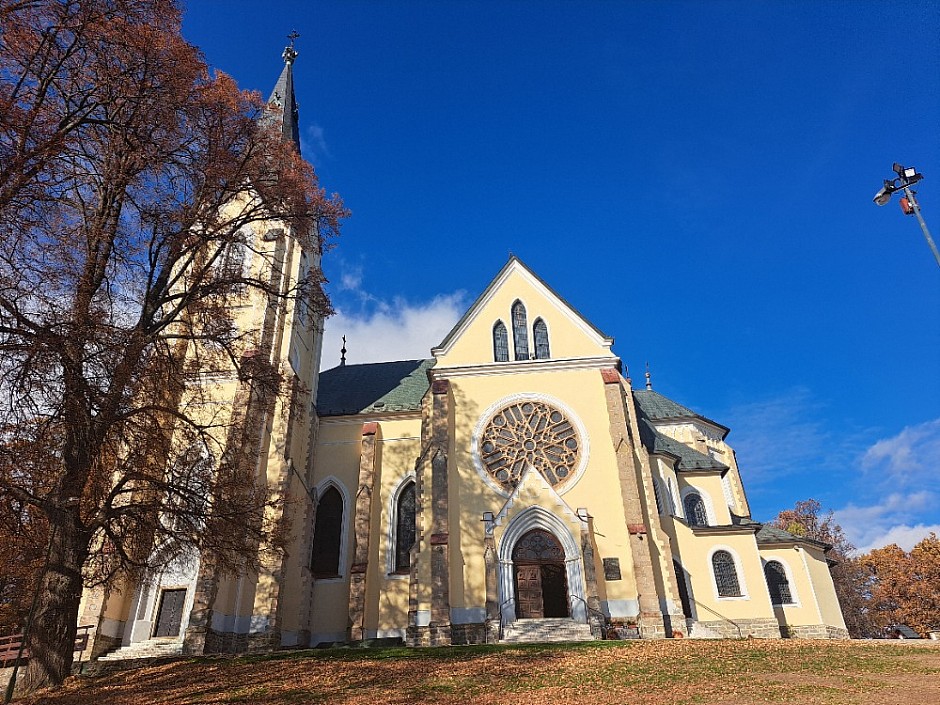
[0,0,345,689]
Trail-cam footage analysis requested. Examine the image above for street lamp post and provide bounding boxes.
[873,163,940,268]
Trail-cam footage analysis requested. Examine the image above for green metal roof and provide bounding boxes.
[633,389,729,437]
[636,417,728,472]
[316,359,434,416]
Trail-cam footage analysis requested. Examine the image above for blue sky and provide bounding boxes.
[181,1,940,554]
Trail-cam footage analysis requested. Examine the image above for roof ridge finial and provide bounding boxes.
[340,335,347,367]
[283,30,300,65]
[645,361,652,390]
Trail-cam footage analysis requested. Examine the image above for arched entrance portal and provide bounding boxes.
[512,529,570,619]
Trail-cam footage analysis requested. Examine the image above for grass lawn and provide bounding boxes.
[19,639,940,705]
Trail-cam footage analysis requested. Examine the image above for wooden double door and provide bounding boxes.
[153,588,187,638]
[513,529,570,619]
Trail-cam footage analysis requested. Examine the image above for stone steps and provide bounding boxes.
[501,618,596,644]
[96,639,184,662]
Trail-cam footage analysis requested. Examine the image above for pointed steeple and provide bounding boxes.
[267,31,301,154]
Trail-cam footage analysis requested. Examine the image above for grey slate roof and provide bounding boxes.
[267,52,301,153]
[636,418,727,472]
[633,389,729,436]
[316,359,434,416]
[756,525,830,550]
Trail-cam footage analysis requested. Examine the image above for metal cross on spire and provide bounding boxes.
[283,30,300,65]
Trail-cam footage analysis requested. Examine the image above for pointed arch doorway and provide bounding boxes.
[513,529,570,619]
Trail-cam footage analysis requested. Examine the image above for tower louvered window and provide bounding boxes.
[764,561,793,604]
[394,481,416,572]
[493,321,509,362]
[712,550,742,597]
[533,318,550,359]
[683,493,708,527]
[512,301,529,360]
[311,487,343,578]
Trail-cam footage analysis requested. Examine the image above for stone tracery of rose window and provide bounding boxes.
[478,400,581,491]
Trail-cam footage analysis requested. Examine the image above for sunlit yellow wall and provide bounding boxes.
[434,264,616,368]
[443,367,639,611]
[669,522,775,622]
[802,545,847,630]
[758,547,824,627]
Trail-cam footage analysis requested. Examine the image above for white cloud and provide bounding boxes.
[321,293,466,369]
[339,267,363,292]
[834,491,934,550]
[299,123,330,165]
[861,418,940,484]
[831,419,940,552]
[852,522,940,555]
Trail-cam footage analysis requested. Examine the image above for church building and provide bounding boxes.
[76,46,847,662]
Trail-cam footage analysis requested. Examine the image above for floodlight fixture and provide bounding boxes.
[874,162,939,267]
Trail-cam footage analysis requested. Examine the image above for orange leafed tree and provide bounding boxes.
[0,0,345,690]
[864,534,940,637]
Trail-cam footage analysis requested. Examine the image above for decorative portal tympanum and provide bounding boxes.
[478,400,581,491]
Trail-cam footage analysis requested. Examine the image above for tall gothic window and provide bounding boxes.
[683,493,708,527]
[493,321,509,362]
[764,561,793,604]
[712,550,742,597]
[311,487,343,578]
[533,318,550,359]
[394,481,416,573]
[512,300,529,361]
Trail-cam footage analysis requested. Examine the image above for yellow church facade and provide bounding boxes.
[295,257,848,647]
[75,49,847,663]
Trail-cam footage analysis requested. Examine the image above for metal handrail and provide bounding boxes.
[568,594,608,637]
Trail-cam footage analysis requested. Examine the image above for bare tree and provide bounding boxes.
[0,0,345,689]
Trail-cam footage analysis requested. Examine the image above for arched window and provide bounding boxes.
[493,321,509,362]
[511,301,529,361]
[674,560,693,618]
[394,481,416,573]
[683,493,708,527]
[533,318,550,359]
[712,550,741,597]
[311,487,343,578]
[653,479,665,515]
[764,561,793,605]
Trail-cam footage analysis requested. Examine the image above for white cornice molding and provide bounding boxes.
[317,410,422,425]
[430,355,620,379]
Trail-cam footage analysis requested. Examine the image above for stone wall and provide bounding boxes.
[786,624,850,640]
[691,617,782,639]
[450,623,486,645]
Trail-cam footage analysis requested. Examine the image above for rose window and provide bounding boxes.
[478,400,581,491]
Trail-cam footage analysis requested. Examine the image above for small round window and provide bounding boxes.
[478,400,581,491]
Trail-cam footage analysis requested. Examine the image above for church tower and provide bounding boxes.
[75,41,330,660]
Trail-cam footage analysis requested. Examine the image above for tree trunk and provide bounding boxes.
[22,506,87,690]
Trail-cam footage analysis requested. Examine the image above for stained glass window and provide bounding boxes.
[533,318,550,359]
[512,301,529,360]
[684,493,708,527]
[712,550,741,597]
[311,487,343,578]
[764,561,793,604]
[493,321,509,362]
[394,481,416,572]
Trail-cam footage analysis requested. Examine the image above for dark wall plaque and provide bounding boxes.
[603,557,622,581]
